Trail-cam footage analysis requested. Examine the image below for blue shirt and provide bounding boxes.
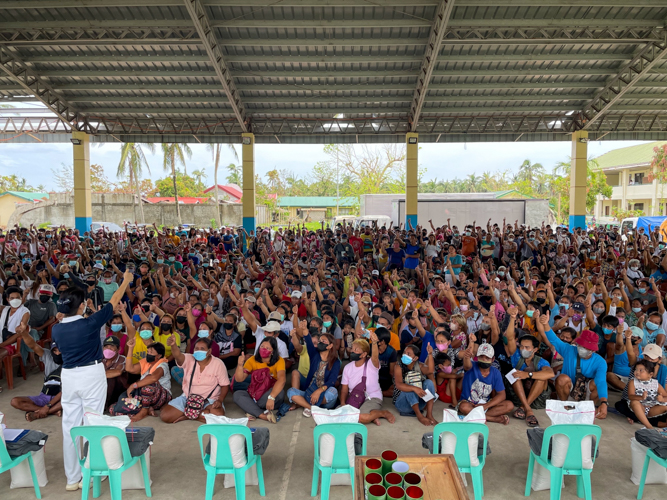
[52,302,114,369]
[444,254,462,274]
[545,329,609,399]
[386,248,406,266]
[509,351,551,372]
[461,361,505,405]
[404,243,421,269]
[418,332,436,363]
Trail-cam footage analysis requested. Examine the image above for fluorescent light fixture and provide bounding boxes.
[70,138,82,145]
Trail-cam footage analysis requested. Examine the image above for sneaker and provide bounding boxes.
[66,483,81,491]
[245,413,257,421]
[302,408,312,418]
[266,410,277,424]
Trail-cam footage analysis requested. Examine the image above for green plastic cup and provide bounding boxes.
[365,458,382,477]
[367,484,387,500]
[403,472,421,489]
[365,472,383,492]
[405,486,424,500]
[391,461,410,478]
[387,485,405,500]
[383,472,403,489]
[381,450,398,475]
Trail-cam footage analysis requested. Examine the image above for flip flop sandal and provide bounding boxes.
[526,415,539,427]
[513,407,526,420]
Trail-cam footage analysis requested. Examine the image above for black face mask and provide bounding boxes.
[349,352,362,362]
[317,342,329,352]
[223,322,234,330]
[536,297,546,305]
[145,354,156,363]
[478,361,492,369]
[161,324,172,332]
[86,281,96,288]
[142,305,150,312]
[39,295,50,303]
[371,314,380,323]
[309,326,320,335]
[52,352,63,365]
[176,316,186,324]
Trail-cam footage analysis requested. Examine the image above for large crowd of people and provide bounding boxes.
[1,218,667,488]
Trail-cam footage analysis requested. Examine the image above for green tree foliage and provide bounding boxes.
[0,174,36,192]
[155,170,206,198]
[117,142,154,223]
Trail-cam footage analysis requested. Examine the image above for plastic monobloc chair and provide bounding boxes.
[311,422,367,500]
[0,432,41,498]
[637,448,667,499]
[197,424,266,500]
[432,422,489,500]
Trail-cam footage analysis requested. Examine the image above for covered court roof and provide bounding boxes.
[1,1,667,144]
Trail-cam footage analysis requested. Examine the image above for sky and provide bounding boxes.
[0,135,651,192]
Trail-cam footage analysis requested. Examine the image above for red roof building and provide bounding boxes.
[146,197,210,204]
[203,184,242,202]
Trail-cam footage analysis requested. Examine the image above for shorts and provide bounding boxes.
[612,374,629,385]
[379,377,393,392]
[168,394,220,413]
[436,382,462,405]
[359,398,383,414]
[28,393,54,407]
[1,344,17,356]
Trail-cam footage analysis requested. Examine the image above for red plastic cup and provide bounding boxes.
[368,484,387,500]
[365,458,382,476]
[365,472,383,488]
[383,472,403,488]
[406,485,424,499]
[403,472,421,487]
[381,449,398,475]
[387,485,406,500]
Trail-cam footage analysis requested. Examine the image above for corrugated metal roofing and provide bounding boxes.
[0,1,667,143]
[594,141,667,170]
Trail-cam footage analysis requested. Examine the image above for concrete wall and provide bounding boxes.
[525,199,555,227]
[8,192,243,228]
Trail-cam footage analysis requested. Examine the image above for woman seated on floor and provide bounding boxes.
[110,338,172,422]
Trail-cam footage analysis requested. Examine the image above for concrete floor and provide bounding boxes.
[0,371,664,500]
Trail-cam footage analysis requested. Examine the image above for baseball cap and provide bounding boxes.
[38,284,56,295]
[477,343,495,359]
[263,321,281,332]
[268,311,283,322]
[371,270,379,276]
[643,344,662,360]
[291,290,302,299]
[571,302,586,313]
[245,295,256,304]
[629,326,644,339]
[103,336,120,348]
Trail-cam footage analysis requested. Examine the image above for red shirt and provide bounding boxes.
[348,236,363,256]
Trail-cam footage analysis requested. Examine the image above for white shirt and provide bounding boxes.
[253,326,289,358]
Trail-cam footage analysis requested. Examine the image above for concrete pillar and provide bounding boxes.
[621,167,628,211]
[569,130,588,230]
[405,132,418,228]
[72,131,92,234]
[242,132,256,235]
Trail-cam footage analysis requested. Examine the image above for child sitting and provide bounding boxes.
[627,359,667,429]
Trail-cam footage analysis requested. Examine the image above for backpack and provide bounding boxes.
[247,367,276,402]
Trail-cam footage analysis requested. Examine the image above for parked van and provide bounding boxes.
[355,215,392,229]
[620,216,667,240]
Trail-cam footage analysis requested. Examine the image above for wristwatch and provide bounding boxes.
[529,372,533,379]
[600,401,609,406]
[267,395,275,401]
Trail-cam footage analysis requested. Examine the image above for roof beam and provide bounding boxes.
[183,0,247,132]
[0,46,81,126]
[582,40,667,129]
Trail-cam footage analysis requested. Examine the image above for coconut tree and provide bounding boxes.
[517,159,545,185]
[161,143,192,225]
[117,142,155,223]
[206,144,239,227]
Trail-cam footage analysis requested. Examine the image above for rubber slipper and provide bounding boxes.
[513,407,526,420]
[526,415,539,427]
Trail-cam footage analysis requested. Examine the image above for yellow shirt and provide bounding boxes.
[131,327,174,363]
[297,346,311,378]
[244,356,286,381]
[168,234,181,246]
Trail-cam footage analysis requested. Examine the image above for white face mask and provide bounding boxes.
[9,298,22,308]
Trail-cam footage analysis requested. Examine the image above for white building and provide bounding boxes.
[595,141,667,218]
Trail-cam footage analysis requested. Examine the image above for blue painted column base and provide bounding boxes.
[569,214,586,231]
[242,216,256,252]
[75,216,92,235]
[405,214,418,228]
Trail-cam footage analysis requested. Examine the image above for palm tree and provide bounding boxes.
[465,174,480,193]
[161,143,192,225]
[517,159,545,185]
[117,143,154,223]
[192,168,206,186]
[206,144,239,226]
[226,163,242,186]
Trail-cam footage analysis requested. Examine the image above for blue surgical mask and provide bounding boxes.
[646,321,659,331]
[69,260,77,266]
[602,327,613,335]
[193,350,207,361]
[638,288,647,294]
[498,271,505,277]
[254,287,260,293]
[632,307,642,313]
[323,320,332,328]
[559,303,569,310]
[140,256,146,261]
[169,256,175,262]
[157,258,164,264]
[139,330,153,340]
[198,330,210,338]
[96,260,102,264]
[526,310,534,318]
[401,354,414,365]
[110,324,123,333]
[280,313,285,321]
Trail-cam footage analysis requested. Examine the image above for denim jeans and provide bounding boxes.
[394,379,436,416]
[287,385,338,409]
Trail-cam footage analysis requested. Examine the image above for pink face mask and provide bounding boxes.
[436,343,449,351]
[460,305,469,312]
[192,309,201,317]
[618,317,624,324]
[103,349,116,359]
[259,347,272,358]
[440,365,453,374]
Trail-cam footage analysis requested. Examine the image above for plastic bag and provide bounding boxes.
[83,409,131,470]
[312,405,360,486]
[439,407,486,484]
[630,437,667,485]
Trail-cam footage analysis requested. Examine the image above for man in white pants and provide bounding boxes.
[52,271,132,490]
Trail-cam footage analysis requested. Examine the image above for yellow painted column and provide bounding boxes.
[405,132,419,228]
[242,133,256,236]
[72,131,92,234]
[569,130,588,230]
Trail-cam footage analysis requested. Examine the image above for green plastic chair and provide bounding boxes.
[311,422,367,500]
[637,448,667,499]
[70,425,152,500]
[432,422,489,500]
[524,423,601,500]
[197,424,266,500]
[0,433,41,498]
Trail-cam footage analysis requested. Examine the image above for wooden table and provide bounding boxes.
[354,454,469,500]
